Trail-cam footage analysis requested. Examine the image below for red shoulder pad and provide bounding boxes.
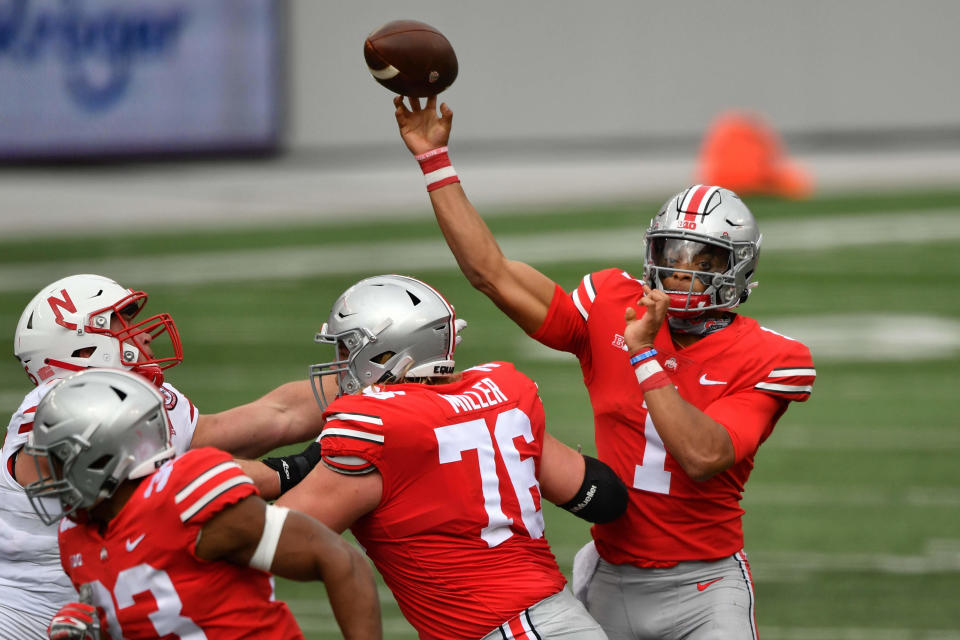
[321,400,386,470]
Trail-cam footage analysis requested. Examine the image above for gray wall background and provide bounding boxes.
[287,1,960,153]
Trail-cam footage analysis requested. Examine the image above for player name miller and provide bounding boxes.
[439,378,509,413]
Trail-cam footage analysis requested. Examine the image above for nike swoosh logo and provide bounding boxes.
[697,577,724,591]
[125,534,146,552]
[699,374,727,386]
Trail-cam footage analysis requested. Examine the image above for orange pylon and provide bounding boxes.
[697,111,813,199]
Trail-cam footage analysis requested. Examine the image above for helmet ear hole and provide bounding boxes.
[87,454,113,471]
[371,351,396,365]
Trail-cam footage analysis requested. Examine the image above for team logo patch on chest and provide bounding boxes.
[612,334,628,351]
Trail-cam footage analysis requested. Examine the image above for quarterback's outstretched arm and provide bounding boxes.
[394,96,556,334]
[196,494,382,640]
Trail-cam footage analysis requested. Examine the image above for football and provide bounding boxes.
[363,20,458,97]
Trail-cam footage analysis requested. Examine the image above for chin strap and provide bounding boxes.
[667,312,735,336]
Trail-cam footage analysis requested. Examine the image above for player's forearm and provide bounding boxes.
[322,544,383,640]
[235,459,282,500]
[643,386,735,481]
[195,381,323,458]
[430,185,556,333]
[429,184,509,293]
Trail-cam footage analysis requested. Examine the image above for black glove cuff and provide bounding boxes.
[262,441,323,495]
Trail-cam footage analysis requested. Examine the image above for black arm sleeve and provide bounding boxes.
[558,455,629,524]
[261,441,323,495]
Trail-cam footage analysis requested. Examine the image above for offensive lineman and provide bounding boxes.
[390,95,816,640]
[278,274,628,640]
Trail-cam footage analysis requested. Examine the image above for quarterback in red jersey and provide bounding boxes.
[23,368,381,640]
[279,274,627,640]
[392,96,816,640]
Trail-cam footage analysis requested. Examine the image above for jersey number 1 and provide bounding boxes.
[435,407,545,548]
[633,406,672,494]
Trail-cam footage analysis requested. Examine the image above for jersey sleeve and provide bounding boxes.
[752,330,816,402]
[320,402,386,475]
[754,365,816,401]
[532,271,618,356]
[161,382,200,455]
[706,391,789,462]
[167,448,257,526]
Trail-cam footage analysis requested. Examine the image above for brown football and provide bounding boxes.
[364,20,458,97]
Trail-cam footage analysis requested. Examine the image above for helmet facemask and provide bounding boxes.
[23,435,88,525]
[101,292,183,385]
[644,235,756,317]
[309,321,412,410]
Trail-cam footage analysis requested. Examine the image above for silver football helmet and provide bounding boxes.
[643,185,762,317]
[24,368,175,525]
[14,274,182,387]
[310,275,466,409]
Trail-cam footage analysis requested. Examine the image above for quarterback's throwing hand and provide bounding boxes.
[394,94,453,156]
[624,285,669,353]
[48,602,101,640]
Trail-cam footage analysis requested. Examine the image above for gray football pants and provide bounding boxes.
[583,552,757,640]
[480,587,609,640]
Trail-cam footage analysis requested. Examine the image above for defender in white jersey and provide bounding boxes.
[3,274,337,639]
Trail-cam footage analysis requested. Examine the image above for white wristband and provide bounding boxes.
[634,359,664,384]
[249,504,289,571]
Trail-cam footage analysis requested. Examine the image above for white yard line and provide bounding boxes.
[2,209,959,294]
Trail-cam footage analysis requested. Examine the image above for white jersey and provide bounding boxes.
[0,379,198,627]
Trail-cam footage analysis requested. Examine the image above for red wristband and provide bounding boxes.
[415,146,460,191]
[633,359,671,393]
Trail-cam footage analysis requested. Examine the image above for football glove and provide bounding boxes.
[48,602,102,640]
[262,441,323,495]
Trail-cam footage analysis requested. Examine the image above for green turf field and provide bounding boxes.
[2,187,959,639]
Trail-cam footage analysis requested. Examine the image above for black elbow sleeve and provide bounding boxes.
[559,455,629,524]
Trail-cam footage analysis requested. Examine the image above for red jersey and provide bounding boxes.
[58,448,304,640]
[320,362,566,640]
[532,269,816,566]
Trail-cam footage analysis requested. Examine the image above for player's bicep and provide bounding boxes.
[538,433,586,505]
[195,494,269,564]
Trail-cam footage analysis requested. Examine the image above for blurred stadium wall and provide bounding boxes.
[1,0,958,235]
